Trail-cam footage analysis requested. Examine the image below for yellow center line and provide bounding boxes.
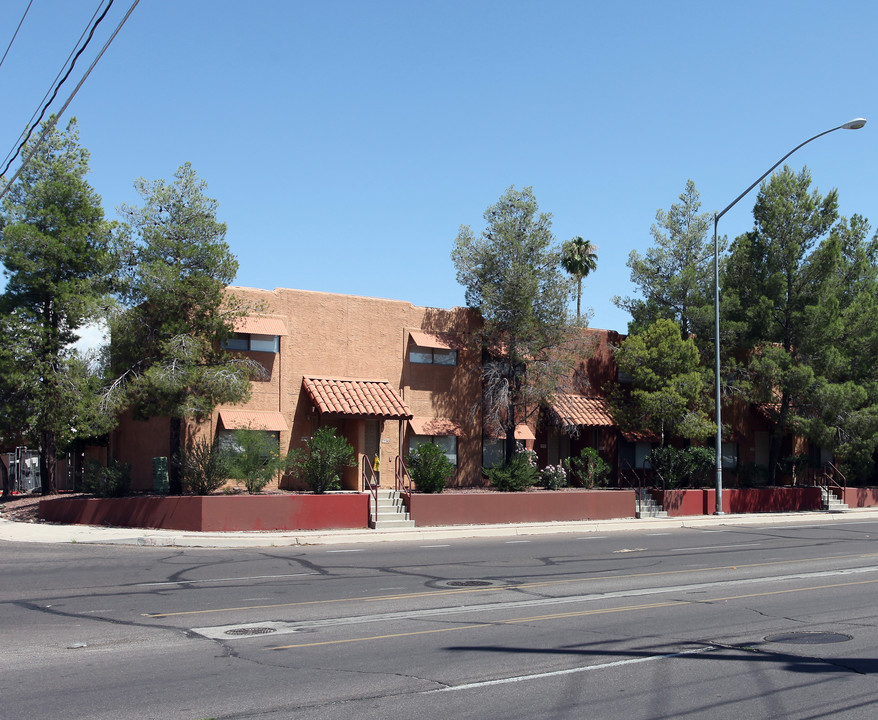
[268,577,878,650]
[142,550,878,618]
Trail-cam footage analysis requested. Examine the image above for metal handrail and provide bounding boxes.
[822,461,847,501]
[395,455,412,499]
[620,459,644,515]
[647,461,665,492]
[362,455,379,511]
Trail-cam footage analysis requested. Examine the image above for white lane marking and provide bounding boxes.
[138,573,317,587]
[420,545,451,548]
[430,647,713,692]
[505,541,531,544]
[647,533,672,536]
[191,564,878,640]
[751,522,876,530]
[577,536,607,540]
[671,543,762,551]
[326,549,363,553]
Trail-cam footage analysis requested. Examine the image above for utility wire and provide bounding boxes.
[0,0,34,72]
[0,1,108,171]
[0,0,140,203]
[0,0,116,178]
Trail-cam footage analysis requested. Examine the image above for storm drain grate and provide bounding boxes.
[446,580,495,587]
[224,627,277,636]
[765,631,852,645]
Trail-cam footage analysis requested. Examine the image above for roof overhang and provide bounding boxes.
[408,330,463,350]
[218,410,288,432]
[303,376,412,419]
[488,424,536,441]
[233,316,288,336]
[408,417,463,436]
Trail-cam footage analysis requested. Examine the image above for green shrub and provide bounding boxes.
[485,450,538,492]
[226,429,301,494]
[407,442,455,493]
[82,458,132,498]
[647,445,714,488]
[737,461,768,487]
[563,447,610,488]
[296,427,356,494]
[539,463,567,490]
[181,438,231,495]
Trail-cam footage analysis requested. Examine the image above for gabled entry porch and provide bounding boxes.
[302,376,412,491]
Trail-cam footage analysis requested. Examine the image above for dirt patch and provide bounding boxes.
[0,494,46,523]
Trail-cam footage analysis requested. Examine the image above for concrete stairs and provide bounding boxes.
[636,489,668,519]
[369,489,415,529]
[821,487,849,513]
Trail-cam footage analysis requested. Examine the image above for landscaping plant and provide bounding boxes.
[226,429,300,494]
[647,445,713,488]
[407,442,455,493]
[181,438,231,495]
[538,463,567,490]
[297,427,355,494]
[485,444,539,492]
[563,447,610,488]
[82,458,132,498]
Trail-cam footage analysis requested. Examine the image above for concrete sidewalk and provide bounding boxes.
[3,507,878,548]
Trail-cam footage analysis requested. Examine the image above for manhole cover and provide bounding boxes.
[765,631,852,645]
[446,580,494,587]
[224,627,277,636]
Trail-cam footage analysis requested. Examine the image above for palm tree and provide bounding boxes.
[561,236,598,322]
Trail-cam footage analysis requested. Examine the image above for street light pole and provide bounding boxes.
[712,118,866,515]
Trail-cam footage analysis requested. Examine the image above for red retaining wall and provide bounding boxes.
[841,488,878,508]
[38,494,370,531]
[407,490,636,526]
[654,488,823,517]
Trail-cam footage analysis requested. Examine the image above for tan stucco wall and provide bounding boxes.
[198,287,484,490]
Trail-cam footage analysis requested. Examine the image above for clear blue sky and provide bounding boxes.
[1,0,875,333]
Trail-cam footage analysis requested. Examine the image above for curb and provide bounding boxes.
[3,508,878,548]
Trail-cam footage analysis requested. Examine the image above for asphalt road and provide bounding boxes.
[2,519,878,719]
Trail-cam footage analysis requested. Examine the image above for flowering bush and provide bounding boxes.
[516,442,538,467]
[539,463,567,490]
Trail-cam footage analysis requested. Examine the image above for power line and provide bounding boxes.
[1,0,116,178]
[0,0,140,203]
[0,0,34,72]
[0,1,108,171]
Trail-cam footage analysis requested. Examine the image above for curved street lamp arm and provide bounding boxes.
[716,122,854,223]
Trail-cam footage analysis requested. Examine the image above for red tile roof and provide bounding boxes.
[218,410,288,431]
[551,394,615,428]
[303,377,412,419]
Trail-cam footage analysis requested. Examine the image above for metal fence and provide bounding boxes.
[7,448,40,493]
[5,448,81,493]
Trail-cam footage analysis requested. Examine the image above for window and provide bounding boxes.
[409,345,457,366]
[217,429,280,460]
[222,333,280,353]
[722,442,738,470]
[482,437,504,468]
[409,434,458,466]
